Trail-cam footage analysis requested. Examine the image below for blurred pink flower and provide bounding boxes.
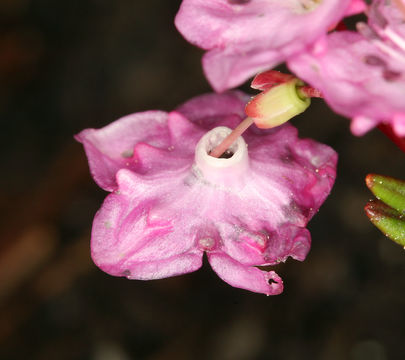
[175,0,363,92]
[77,92,337,295]
[288,0,405,136]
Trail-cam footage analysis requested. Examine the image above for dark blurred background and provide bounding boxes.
[0,1,404,359]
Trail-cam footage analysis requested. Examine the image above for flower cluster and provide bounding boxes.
[175,0,364,92]
[289,0,405,136]
[78,0,405,295]
[174,0,405,243]
[176,0,405,137]
[77,92,337,295]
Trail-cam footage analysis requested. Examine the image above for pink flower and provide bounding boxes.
[288,0,405,136]
[175,0,362,92]
[76,92,337,295]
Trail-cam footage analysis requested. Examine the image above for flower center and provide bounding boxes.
[205,127,239,158]
[218,149,234,159]
[194,126,249,187]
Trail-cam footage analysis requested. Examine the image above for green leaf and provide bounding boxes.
[364,199,405,247]
[365,174,405,214]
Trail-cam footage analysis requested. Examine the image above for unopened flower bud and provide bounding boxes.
[245,79,311,129]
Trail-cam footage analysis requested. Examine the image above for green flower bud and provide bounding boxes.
[245,79,311,129]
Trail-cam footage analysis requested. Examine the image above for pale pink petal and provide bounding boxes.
[132,142,191,174]
[392,113,405,136]
[244,126,338,222]
[289,0,405,136]
[175,91,249,127]
[219,223,311,266]
[351,116,379,136]
[208,252,283,295]
[124,253,203,280]
[175,0,353,91]
[288,30,405,135]
[167,111,205,153]
[75,111,170,191]
[91,169,203,278]
[345,0,367,16]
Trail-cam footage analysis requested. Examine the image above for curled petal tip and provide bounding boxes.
[264,271,284,296]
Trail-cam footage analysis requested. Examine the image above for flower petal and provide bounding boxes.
[91,169,203,278]
[208,252,283,295]
[175,0,353,91]
[175,91,248,127]
[122,252,203,280]
[202,47,279,92]
[218,221,311,267]
[167,111,205,152]
[246,124,337,222]
[132,142,190,174]
[288,30,405,135]
[75,111,170,191]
